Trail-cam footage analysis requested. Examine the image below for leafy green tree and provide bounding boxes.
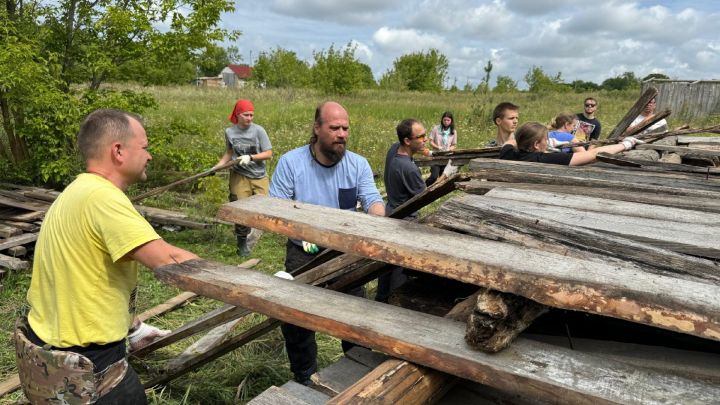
[253,47,311,88]
[493,75,519,93]
[642,73,670,82]
[196,45,240,78]
[311,43,374,95]
[570,80,601,92]
[477,60,493,93]
[379,49,448,92]
[601,72,641,91]
[0,0,237,185]
[524,65,567,93]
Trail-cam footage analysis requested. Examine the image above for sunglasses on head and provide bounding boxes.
[585,103,596,108]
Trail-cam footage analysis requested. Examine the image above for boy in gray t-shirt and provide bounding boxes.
[212,99,273,256]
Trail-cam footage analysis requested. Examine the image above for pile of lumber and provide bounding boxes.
[414,146,501,167]
[151,159,719,404]
[0,183,216,274]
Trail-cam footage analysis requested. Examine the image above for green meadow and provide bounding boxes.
[0,85,703,404]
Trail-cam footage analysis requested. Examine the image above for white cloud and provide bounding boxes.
[503,0,581,15]
[269,0,404,24]
[350,40,374,63]
[372,27,445,53]
[407,0,514,38]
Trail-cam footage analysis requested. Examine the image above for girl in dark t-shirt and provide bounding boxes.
[500,122,642,166]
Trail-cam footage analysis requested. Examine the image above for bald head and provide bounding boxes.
[314,101,347,127]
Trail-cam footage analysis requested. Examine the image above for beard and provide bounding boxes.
[318,139,346,164]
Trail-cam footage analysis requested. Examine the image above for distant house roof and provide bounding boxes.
[227,64,252,78]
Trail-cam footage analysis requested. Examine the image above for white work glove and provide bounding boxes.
[128,322,170,351]
[302,241,319,254]
[621,136,645,151]
[273,270,294,280]
[237,155,251,166]
[442,159,458,177]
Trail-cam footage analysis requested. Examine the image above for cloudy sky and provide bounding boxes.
[222,0,720,88]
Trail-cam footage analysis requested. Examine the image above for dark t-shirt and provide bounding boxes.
[499,144,573,165]
[384,142,426,216]
[576,114,602,140]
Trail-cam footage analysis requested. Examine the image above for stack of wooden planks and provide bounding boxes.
[0,183,216,274]
[153,159,719,403]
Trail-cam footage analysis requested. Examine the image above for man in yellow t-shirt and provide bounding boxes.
[20,109,198,404]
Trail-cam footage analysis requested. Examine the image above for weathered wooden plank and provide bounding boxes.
[143,318,278,388]
[0,233,37,251]
[7,246,27,258]
[677,135,720,145]
[0,195,49,212]
[484,187,719,225]
[427,194,720,282]
[288,172,465,277]
[153,259,720,404]
[0,210,45,222]
[457,180,720,214]
[247,385,313,405]
[0,373,20,397]
[469,167,720,199]
[469,159,720,194]
[217,196,720,341]
[164,317,244,373]
[0,220,40,232]
[624,108,671,137]
[137,291,198,322]
[0,253,30,270]
[472,193,720,259]
[608,86,658,140]
[0,225,22,238]
[596,152,720,175]
[637,143,720,158]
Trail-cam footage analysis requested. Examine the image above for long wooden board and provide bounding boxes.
[474,193,720,258]
[469,159,720,193]
[217,196,720,341]
[457,180,720,214]
[153,259,720,405]
[0,233,37,251]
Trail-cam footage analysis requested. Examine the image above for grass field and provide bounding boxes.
[0,86,705,404]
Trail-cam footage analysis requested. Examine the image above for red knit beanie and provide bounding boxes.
[229,99,255,124]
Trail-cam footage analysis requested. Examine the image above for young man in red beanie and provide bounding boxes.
[213,99,273,256]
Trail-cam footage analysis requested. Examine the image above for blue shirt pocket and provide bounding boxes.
[338,187,358,210]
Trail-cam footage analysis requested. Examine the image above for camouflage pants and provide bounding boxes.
[14,318,137,404]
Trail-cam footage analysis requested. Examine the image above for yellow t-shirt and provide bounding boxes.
[27,173,160,347]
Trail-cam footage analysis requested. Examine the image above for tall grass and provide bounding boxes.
[0,86,709,404]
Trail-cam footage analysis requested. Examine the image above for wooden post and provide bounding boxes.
[607,87,658,140]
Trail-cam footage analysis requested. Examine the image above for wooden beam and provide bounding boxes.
[457,180,720,214]
[288,173,465,277]
[469,159,720,194]
[677,136,720,145]
[464,193,720,259]
[137,291,198,322]
[0,253,29,270]
[0,233,37,251]
[0,374,20,398]
[217,196,720,341]
[153,259,720,404]
[607,86,658,140]
[596,153,720,175]
[636,143,720,158]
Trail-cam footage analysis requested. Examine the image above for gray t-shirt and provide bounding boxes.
[384,142,426,217]
[224,123,272,179]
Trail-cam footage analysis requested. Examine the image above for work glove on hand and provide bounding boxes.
[442,159,458,177]
[302,241,319,254]
[274,271,294,280]
[128,322,170,351]
[621,136,645,151]
[237,155,252,166]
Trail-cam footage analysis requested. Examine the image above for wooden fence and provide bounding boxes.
[642,79,720,120]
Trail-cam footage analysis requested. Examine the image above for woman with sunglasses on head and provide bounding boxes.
[426,111,457,185]
[500,122,642,166]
